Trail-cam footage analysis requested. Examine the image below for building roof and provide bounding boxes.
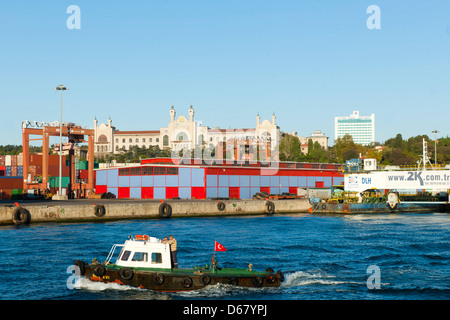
[208,128,256,133]
[114,130,160,135]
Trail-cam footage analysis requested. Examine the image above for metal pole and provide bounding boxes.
[59,89,62,196]
[56,85,67,197]
[432,130,439,166]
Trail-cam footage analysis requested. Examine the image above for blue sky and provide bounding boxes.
[0,0,449,147]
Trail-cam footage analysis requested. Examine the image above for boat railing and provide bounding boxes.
[105,244,124,264]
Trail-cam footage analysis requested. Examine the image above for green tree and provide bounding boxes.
[279,134,301,162]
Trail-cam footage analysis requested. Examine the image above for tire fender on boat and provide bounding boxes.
[275,270,284,282]
[120,268,134,280]
[74,260,86,276]
[200,274,211,285]
[182,276,193,288]
[253,276,264,287]
[12,207,31,225]
[94,265,105,277]
[228,277,238,286]
[153,272,165,285]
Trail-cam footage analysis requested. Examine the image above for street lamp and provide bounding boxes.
[432,130,439,167]
[55,85,68,197]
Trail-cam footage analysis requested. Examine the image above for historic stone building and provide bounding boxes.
[94,105,281,160]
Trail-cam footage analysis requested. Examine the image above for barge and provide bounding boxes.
[310,201,446,214]
[74,235,284,292]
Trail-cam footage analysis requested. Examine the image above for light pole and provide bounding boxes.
[55,85,68,197]
[432,130,439,167]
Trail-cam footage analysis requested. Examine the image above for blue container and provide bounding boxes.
[17,166,23,177]
[5,166,12,176]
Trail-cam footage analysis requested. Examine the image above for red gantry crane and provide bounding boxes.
[21,120,95,199]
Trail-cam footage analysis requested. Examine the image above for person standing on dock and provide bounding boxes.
[163,235,178,269]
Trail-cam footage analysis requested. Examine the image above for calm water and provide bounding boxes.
[0,213,449,300]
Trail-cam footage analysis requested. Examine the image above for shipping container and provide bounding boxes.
[0,189,12,199]
[30,154,42,165]
[11,189,23,200]
[5,155,11,166]
[77,160,99,170]
[0,166,4,176]
[0,156,5,166]
[79,169,88,180]
[0,177,24,189]
[48,176,70,188]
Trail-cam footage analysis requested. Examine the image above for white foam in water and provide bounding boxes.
[175,283,273,298]
[282,271,361,287]
[75,277,141,292]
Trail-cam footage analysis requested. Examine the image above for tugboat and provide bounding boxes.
[74,235,284,292]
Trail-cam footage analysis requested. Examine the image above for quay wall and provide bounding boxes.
[0,199,312,225]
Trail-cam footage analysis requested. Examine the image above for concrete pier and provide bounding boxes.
[0,198,312,225]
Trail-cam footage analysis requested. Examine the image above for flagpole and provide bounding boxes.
[212,240,216,269]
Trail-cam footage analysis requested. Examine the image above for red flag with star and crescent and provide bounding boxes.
[214,241,227,252]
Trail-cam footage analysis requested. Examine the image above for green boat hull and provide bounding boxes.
[75,261,284,292]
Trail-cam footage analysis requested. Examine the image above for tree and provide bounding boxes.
[333,134,367,163]
[279,134,301,162]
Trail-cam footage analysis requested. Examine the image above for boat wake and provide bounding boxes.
[281,270,361,287]
[75,277,138,291]
[173,283,277,298]
[73,278,171,300]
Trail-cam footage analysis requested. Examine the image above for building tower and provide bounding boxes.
[170,105,176,122]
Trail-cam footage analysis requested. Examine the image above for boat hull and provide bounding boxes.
[311,202,446,214]
[79,263,283,292]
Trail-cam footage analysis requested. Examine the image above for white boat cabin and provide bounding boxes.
[106,235,172,269]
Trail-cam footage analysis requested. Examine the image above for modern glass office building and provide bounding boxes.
[334,111,375,145]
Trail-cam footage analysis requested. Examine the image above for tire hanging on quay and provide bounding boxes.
[94,205,106,217]
[159,203,172,218]
[12,207,31,225]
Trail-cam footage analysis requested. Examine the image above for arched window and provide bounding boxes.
[98,134,108,143]
[163,135,169,146]
[150,138,153,142]
[176,132,188,142]
[136,138,139,143]
[115,145,119,151]
[142,138,146,143]
[115,138,119,143]
[122,138,125,143]
[129,138,132,143]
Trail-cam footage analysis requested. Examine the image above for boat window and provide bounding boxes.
[121,250,131,261]
[132,252,148,262]
[151,252,162,264]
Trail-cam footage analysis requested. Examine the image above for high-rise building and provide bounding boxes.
[334,111,375,145]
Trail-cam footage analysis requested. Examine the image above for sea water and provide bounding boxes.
[0,213,449,300]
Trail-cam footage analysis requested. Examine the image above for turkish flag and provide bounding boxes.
[215,241,227,252]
